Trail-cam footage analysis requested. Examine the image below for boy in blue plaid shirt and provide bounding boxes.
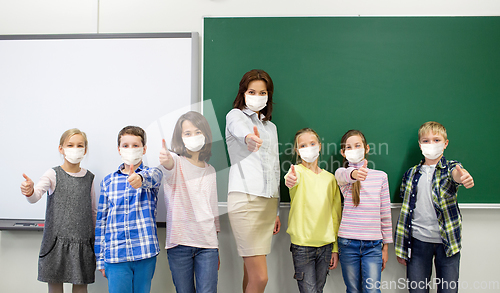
[394,121,474,293]
[95,126,163,293]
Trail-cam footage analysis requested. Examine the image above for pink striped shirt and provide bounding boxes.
[161,153,220,249]
[335,160,393,243]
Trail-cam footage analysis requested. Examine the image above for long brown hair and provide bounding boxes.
[232,69,274,121]
[340,130,368,207]
[171,111,213,162]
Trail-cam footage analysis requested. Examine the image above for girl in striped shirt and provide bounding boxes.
[159,111,220,293]
[335,130,393,293]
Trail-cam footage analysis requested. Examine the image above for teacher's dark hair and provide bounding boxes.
[233,69,274,121]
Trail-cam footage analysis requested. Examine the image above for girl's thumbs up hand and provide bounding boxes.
[357,160,369,182]
[285,165,297,188]
[20,173,34,197]
[245,126,263,152]
[456,165,474,189]
[127,164,142,189]
[159,139,174,170]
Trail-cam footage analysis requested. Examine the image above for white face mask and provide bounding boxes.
[182,134,205,152]
[345,148,365,163]
[63,148,85,164]
[120,147,144,166]
[298,145,320,163]
[420,143,445,160]
[245,94,268,112]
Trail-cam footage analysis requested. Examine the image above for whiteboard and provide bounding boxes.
[0,33,199,222]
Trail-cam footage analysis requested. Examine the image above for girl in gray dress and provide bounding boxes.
[20,128,96,293]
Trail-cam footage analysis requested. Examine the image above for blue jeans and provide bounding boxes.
[290,243,332,293]
[406,237,460,293]
[167,245,219,293]
[104,256,157,293]
[338,237,383,293]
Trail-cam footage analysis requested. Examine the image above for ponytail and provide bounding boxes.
[352,181,361,207]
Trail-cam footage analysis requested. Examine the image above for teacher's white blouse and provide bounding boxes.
[225,108,280,199]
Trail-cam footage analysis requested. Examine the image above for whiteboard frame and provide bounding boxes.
[0,32,199,229]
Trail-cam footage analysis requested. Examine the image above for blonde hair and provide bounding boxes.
[59,128,88,149]
[418,121,447,141]
[340,130,368,207]
[292,128,321,164]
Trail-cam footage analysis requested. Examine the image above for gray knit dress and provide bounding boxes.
[38,166,96,284]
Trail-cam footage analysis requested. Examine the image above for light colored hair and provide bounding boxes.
[292,128,321,164]
[59,128,88,149]
[418,121,447,141]
[340,129,368,207]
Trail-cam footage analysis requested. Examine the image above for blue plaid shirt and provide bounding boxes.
[95,163,162,269]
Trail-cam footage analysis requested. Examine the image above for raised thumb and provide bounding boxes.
[253,126,260,138]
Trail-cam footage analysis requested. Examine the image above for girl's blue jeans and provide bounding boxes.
[167,245,219,293]
[338,237,383,293]
[290,243,333,293]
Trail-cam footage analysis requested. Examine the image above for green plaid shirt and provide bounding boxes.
[394,156,462,260]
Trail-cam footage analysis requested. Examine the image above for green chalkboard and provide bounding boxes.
[204,16,500,204]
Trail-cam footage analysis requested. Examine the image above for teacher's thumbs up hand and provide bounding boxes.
[455,165,474,189]
[159,139,174,170]
[127,164,143,189]
[285,165,297,188]
[356,160,369,182]
[20,173,34,197]
[245,126,263,152]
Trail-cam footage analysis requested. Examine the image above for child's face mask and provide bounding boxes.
[345,148,365,164]
[182,134,205,152]
[120,147,143,166]
[63,147,85,164]
[299,145,320,163]
[420,143,445,160]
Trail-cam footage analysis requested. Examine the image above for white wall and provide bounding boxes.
[1,207,500,292]
[1,1,500,292]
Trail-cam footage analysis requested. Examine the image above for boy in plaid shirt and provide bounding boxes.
[394,121,474,293]
[95,126,162,293]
